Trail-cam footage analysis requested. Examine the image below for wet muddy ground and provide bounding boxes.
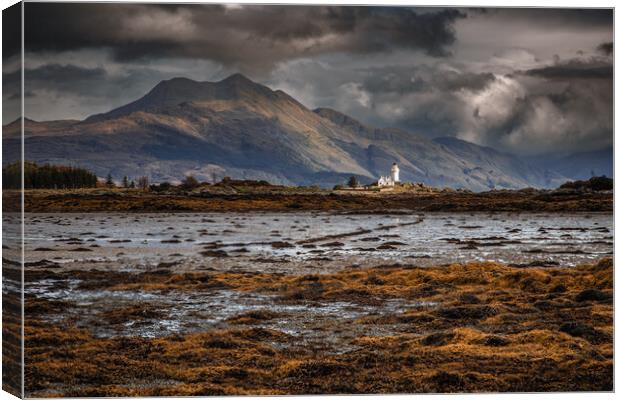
[14,211,613,268]
[2,211,613,395]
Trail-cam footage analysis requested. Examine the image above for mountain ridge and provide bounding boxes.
[2,74,598,190]
[527,147,613,181]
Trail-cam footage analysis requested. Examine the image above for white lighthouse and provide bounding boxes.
[378,163,400,187]
[390,163,400,183]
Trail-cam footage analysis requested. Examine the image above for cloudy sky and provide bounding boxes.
[3,3,613,156]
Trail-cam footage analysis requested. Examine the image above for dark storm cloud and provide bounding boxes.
[2,63,21,102]
[470,8,612,29]
[274,63,502,140]
[2,2,21,61]
[25,64,106,83]
[435,71,496,92]
[27,63,186,100]
[350,65,496,96]
[3,64,106,98]
[460,54,612,155]
[21,3,465,68]
[370,69,499,134]
[6,4,613,157]
[292,49,611,156]
[525,59,612,80]
[597,42,613,55]
[356,66,428,94]
[520,43,613,81]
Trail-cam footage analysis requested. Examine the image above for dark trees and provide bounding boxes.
[2,162,98,189]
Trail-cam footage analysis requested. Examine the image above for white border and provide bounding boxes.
[0,1,616,400]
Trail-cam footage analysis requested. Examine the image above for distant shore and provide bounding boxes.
[3,185,613,213]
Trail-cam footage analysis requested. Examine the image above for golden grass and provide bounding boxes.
[24,258,613,396]
[3,261,22,397]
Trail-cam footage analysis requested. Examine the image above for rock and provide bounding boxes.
[307,256,332,261]
[271,241,294,249]
[430,371,465,389]
[483,335,510,347]
[70,247,93,252]
[410,284,439,297]
[24,259,55,267]
[363,275,385,285]
[533,300,555,311]
[376,244,397,250]
[436,305,496,320]
[200,250,228,257]
[550,284,567,293]
[559,321,610,344]
[512,260,559,268]
[421,331,455,346]
[359,237,381,242]
[576,289,612,303]
[382,241,407,246]
[458,293,481,304]
[321,241,345,247]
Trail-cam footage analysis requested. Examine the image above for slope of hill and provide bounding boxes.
[314,108,565,190]
[527,147,613,181]
[2,74,574,190]
[432,136,565,189]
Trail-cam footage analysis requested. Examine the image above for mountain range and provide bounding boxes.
[2,73,610,191]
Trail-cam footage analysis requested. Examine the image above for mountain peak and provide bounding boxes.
[151,73,257,93]
[86,73,278,122]
[221,73,253,84]
[150,76,197,92]
[4,116,40,129]
[217,73,272,96]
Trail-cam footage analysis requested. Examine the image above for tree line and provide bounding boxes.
[559,176,613,192]
[3,162,277,192]
[3,162,98,189]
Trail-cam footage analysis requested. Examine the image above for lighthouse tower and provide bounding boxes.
[390,163,400,183]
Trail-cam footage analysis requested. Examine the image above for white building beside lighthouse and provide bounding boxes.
[377,163,400,187]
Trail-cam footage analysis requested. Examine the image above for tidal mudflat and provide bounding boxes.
[3,211,613,396]
[19,211,613,269]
